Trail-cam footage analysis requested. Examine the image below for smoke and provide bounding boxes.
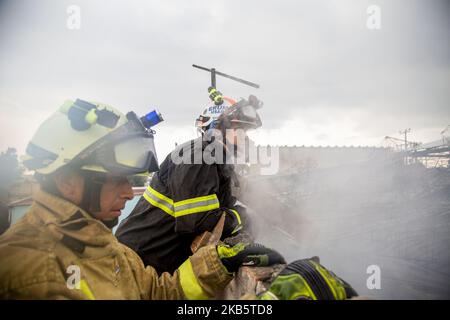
[241,152,450,299]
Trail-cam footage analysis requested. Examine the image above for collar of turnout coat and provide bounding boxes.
[30,189,114,255]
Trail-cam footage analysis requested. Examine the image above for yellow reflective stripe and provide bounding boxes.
[174,194,217,207]
[311,261,347,300]
[143,191,175,217]
[175,194,220,217]
[143,186,220,218]
[229,209,243,234]
[230,209,242,225]
[178,259,209,300]
[176,203,220,217]
[217,243,246,259]
[262,274,317,300]
[79,279,95,300]
[147,185,174,205]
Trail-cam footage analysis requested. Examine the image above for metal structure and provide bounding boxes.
[384,135,421,151]
[383,126,450,168]
[192,64,260,89]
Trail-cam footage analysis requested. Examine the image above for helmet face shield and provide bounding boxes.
[241,105,258,119]
[75,112,159,175]
[114,136,152,169]
[225,104,262,130]
[97,134,158,175]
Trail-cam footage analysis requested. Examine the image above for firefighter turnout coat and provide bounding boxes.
[116,137,247,274]
[0,189,232,299]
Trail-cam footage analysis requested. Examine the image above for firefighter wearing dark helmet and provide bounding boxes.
[116,95,263,274]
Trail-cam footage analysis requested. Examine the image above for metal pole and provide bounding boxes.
[192,64,260,89]
[399,128,411,164]
[404,130,407,151]
[211,68,216,88]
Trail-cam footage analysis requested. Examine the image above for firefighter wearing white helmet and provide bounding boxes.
[195,96,236,134]
[195,95,263,134]
[0,99,240,300]
[23,99,159,176]
[22,99,160,227]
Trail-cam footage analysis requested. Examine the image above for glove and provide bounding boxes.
[217,242,286,273]
[259,257,358,300]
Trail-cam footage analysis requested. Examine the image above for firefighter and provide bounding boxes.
[116,95,263,274]
[0,99,284,299]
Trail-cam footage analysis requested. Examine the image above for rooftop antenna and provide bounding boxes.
[192,64,260,89]
[192,64,260,105]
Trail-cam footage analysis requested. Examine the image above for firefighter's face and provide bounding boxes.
[95,175,134,221]
[53,170,133,221]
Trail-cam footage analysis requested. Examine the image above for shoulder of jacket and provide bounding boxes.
[0,210,68,295]
[0,243,66,297]
[168,137,211,162]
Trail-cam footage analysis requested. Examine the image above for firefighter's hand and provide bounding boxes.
[259,258,358,300]
[217,243,286,273]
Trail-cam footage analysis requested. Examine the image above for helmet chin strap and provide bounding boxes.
[80,171,119,230]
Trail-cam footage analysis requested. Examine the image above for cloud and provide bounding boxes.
[0,0,448,155]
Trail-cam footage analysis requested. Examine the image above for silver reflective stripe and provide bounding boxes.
[143,188,175,216]
[143,186,220,217]
[175,197,220,213]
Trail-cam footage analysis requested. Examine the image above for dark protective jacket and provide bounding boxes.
[116,137,248,274]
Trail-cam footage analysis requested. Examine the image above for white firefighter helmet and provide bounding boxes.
[22,99,159,176]
[195,96,237,133]
[195,95,263,133]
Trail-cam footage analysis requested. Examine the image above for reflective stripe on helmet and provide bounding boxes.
[23,142,58,170]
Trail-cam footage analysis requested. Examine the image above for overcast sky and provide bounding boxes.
[0,0,449,160]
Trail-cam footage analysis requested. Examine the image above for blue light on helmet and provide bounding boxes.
[141,110,164,129]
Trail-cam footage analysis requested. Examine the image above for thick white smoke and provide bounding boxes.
[241,151,450,299]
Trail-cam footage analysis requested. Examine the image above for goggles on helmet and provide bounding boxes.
[220,96,263,131]
[74,112,159,175]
